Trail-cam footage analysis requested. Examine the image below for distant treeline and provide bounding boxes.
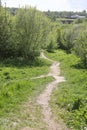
[6,7,87,19]
[44,10,87,21]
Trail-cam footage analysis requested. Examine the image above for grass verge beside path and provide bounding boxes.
[0,58,51,86]
[46,50,87,130]
[0,77,53,130]
[0,57,53,130]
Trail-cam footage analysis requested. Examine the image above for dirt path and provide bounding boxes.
[21,52,69,130]
[36,52,68,130]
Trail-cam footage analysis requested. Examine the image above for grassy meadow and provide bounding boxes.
[0,57,53,130]
[46,50,87,130]
[0,50,87,130]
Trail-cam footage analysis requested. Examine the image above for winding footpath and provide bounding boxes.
[21,52,69,130]
[37,52,68,130]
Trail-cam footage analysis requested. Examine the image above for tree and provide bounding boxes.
[47,26,57,52]
[0,6,13,58]
[57,26,74,53]
[15,7,51,60]
[74,30,87,67]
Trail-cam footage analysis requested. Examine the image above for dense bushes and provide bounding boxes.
[15,7,51,60]
[0,5,51,60]
[74,30,87,67]
[46,50,87,130]
[56,23,87,67]
[1,2,87,66]
[0,7,13,58]
[47,26,57,52]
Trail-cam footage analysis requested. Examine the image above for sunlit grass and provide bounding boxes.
[0,57,51,85]
[0,77,53,130]
[0,57,53,130]
[46,50,87,130]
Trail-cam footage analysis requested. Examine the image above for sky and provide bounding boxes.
[1,0,87,11]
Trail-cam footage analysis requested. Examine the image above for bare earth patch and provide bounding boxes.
[21,127,38,130]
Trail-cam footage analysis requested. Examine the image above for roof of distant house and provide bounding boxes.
[71,14,85,19]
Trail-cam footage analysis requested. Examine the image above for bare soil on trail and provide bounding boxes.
[21,52,69,130]
[36,52,69,130]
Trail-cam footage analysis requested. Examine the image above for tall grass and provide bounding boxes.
[46,50,87,130]
[0,77,53,130]
[0,56,54,130]
[0,57,53,119]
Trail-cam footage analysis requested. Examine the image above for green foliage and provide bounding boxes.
[56,27,63,49]
[47,41,54,52]
[56,24,84,53]
[0,7,13,57]
[0,6,51,60]
[74,30,87,67]
[60,27,74,53]
[75,18,84,24]
[0,56,53,117]
[46,50,87,130]
[47,26,57,52]
[56,22,87,68]
[0,77,53,116]
[44,10,87,21]
[15,7,51,60]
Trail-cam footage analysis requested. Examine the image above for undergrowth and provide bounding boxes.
[46,50,87,130]
[0,56,53,130]
[0,57,51,87]
[0,77,53,130]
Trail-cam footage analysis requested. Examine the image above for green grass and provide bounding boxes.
[0,57,53,130]
[0,57,51,86]
[0,77,53,130]
[46,50,87,130]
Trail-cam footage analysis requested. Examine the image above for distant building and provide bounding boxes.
[71,14,85,19]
